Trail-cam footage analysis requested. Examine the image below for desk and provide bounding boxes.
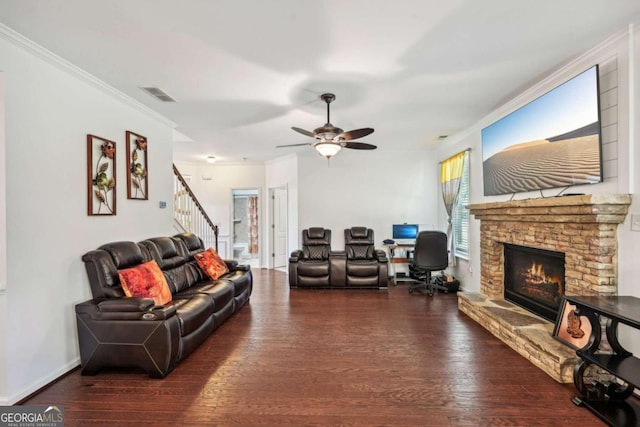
[387,243,417,284]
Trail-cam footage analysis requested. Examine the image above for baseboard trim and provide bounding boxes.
[0,358,80,405]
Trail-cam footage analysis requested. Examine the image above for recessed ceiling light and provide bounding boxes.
[206,156,216,164]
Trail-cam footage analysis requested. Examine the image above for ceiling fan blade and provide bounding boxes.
[344,141,377,150]
[276,142,313,148]
[339,128,374,141]
[291,127,316,138]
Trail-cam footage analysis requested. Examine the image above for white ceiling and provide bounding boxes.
[1,0,639,163]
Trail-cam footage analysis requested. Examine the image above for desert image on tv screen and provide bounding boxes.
[482,66,602,196]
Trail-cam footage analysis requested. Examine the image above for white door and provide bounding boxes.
[272,187,287,268]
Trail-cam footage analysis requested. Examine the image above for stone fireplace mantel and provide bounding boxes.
[468,193,631,225]
[458,193,631,383]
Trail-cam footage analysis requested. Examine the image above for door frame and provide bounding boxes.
[230,187,262,268]
[268,185,288,269]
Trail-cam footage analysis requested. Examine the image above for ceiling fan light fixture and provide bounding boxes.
[314,142,342,159]
[281,93,376,157]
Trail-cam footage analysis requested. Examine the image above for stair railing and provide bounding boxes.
[173,164,218,251]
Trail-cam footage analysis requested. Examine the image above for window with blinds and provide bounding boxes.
[453,152,470,259]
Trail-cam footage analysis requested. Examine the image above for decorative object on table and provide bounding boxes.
[125,130,148,200]
[87,134,116,216]
[552,296,591,350]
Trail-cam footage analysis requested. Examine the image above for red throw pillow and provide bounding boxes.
[118,260,172,306]
[194,248,229,280]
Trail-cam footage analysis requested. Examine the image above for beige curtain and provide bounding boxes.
[440,151,467,266]
[248,196,259,254]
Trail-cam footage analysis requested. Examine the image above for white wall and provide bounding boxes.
[617,23,640,354]
[297,148,440,250]
[0,73,7,401]
[438,26,640,352]
[173,161,266,262]
[176,148,440,266]
[0,29,176,404]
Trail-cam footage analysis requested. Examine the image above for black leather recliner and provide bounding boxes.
[344,227,389,289]
[289,227,335,288]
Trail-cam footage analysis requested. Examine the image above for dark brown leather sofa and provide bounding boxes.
[289,227,388,289]
[76,232,252,378]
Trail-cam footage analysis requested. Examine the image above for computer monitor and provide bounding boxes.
[392,224,419,240]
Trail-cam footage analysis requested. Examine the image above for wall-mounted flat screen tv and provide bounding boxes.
[481,65,603,196]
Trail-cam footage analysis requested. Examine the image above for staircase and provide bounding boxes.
[173,164,218,251]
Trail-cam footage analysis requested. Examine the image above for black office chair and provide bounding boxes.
[408,231,449,296]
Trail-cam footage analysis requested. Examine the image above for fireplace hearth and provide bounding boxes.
[504,244,565,322]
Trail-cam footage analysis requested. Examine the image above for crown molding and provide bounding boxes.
[0,23,176,128]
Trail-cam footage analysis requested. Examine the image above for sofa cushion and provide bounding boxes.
[194,248,229,280]
[307,245,329,260]
[349,245,374,259]
[118,260,173,305]
[140,237,186,270]
[221,269,252,297]
[101,241,147,269]
[174,232,205,257]
[175,280,235,311]
[140,237,193,294]
[298,261,331,277]
[171,294,215,337]
[346,259,379,277]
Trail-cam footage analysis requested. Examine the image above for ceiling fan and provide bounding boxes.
[277,93,376,159]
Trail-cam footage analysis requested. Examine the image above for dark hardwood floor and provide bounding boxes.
[24,269,605,426]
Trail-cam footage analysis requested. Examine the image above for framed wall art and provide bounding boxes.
[126,130,148,200]
[552,296,592,350]
[87,134,116,216]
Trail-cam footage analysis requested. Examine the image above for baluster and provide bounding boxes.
[172,164,218,249]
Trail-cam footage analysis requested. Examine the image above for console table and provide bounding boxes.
[566,295,640,427]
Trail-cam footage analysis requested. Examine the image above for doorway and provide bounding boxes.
[231,189,260,269]
[269,187,288,270]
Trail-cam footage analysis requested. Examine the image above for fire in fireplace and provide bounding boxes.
[504,244,565,321]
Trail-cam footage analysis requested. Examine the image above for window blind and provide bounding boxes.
[453,152,470,258]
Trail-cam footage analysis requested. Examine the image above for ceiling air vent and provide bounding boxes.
[139,86,177,102]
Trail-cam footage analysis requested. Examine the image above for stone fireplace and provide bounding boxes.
[458,194,631,383]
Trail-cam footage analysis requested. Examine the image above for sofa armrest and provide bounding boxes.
[289,249,303,263]
[76,298,177,321]
[222,259,251,272]
[75,299,181,378]
[374,249,388,263]
[97,298,154,312]
[142,304,178,320]
[329,251,346,287]
[224,259,239,269]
